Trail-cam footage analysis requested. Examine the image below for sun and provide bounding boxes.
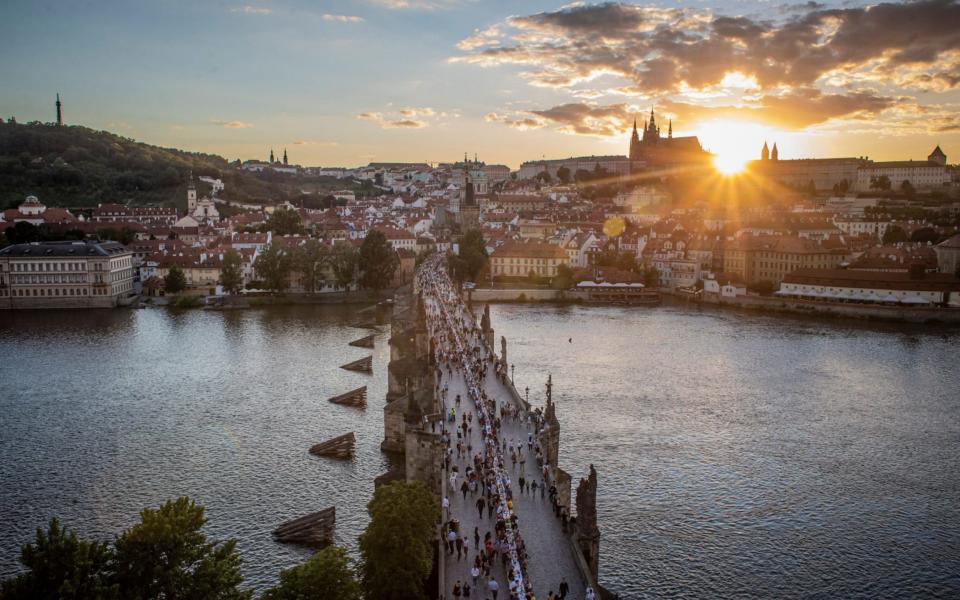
[694,119,778,176]
[714,153,748,175]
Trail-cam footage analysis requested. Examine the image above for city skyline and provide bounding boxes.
[1,0,958,169]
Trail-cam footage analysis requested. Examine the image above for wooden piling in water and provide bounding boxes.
[340,356,372,373]
[273,506,335,548]
[349,334,375,348]
[328,386,367,408]
[309,432,355,459]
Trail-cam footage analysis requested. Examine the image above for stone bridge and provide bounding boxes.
[377,257,608,600]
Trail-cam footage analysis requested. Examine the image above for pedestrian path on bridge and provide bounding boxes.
[418,255,593,600]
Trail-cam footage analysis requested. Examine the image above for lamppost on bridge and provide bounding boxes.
[511,364,515,385]
[525,386,529,404]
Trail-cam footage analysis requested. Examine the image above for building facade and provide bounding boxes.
[490,241,569,280]
[0,240,134,309]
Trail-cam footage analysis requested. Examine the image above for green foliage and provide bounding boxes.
[358,230,399,293]
[219,250,244,294]
[330,242,358,290]
[0,121,232,208]
[870,175,892,191]
[4,221,42,244]
[556,166,571,184]
[534,170,552,184]
[265,208,303,235]
[552,263,573,289]
[262,546,361,600]
[294,239,328,293]
[256,243,292,292]
[458,229,488,282]
[641,266,660,287]
[94,227,137,245]
[882,225,908,245]
[359,481,438,600]
[169,295,203,309]
[164,266,187,294]
[0,518,114,600]
[910,226,940,244]
[749,280,776,296]
[111,497,249,600]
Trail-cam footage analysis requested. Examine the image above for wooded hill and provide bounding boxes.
[0,121,375,209]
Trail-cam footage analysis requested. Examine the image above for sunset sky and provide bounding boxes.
[1,0,958,168]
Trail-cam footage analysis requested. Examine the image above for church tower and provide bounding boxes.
[668,119,672,139]
[629,117,642,161]
[283,148,288,166]
[55,93,62,127]
[187,176,197,212]
[928,145,946,165]
[269,149,275,163]
[761,142,769,161]
[771,143,779,161]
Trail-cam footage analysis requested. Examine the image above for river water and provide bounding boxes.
[1,304,958,598]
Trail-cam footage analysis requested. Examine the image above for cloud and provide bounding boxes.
[292,140,339,146]
[661,89,896,130]
[322,14,365,23]
[231,5,271,15]
[357,111,427,129]
[384,119,427,129]
[454,1,960,94]
[485,89,896,137]
[368,0,465,10]
[399,107,435,117]
[211,119,253,129]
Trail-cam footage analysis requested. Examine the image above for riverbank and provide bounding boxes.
[681,292,960,325]
[467,287,960,325]
[145,289,392,309]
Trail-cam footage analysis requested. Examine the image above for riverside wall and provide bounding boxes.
[696,293,960,324]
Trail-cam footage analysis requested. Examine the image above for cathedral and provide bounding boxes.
[628,109,709,169]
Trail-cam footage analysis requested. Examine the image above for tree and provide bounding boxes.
[294,239,328,293]
[552,263,573,290]
[111,497,250,600]
[0,518,113,600]
[256,243,291,292]
[219,250,244,294]
[556,166,571,184]
[534,170,552,184]
[901,179,916,200]
[358,230,399,294]
[870,175,891,191]
[458,229,488,282]
[910,227,939,244]
[882,225,908,245]
[642,266,660,287]
[262,546,360,600]
[5,221,41,245]
[749,280,776,296]
[164,266,187,294]
[359,481,438,600]
[265,207,303,235]
[330,241,358,290]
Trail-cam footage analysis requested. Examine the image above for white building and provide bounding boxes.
[0,240,135,309]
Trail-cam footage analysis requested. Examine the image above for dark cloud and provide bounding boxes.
[456,0,960,93]
[530,103,633,136]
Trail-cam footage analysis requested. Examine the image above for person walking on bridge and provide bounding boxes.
[476,496,485,519]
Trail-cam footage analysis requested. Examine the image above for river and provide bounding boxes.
[1,304,958,598]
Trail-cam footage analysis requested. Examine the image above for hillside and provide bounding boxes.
[0,121,374,210]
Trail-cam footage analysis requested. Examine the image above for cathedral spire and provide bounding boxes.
[771,142,778,161]
[270,148,275,163]
[668,119,672,138]
[761,141,769,161]
[283,148,288,166]
[55,93,62,127]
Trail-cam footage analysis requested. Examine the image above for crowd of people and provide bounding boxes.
[417,255,593,600]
